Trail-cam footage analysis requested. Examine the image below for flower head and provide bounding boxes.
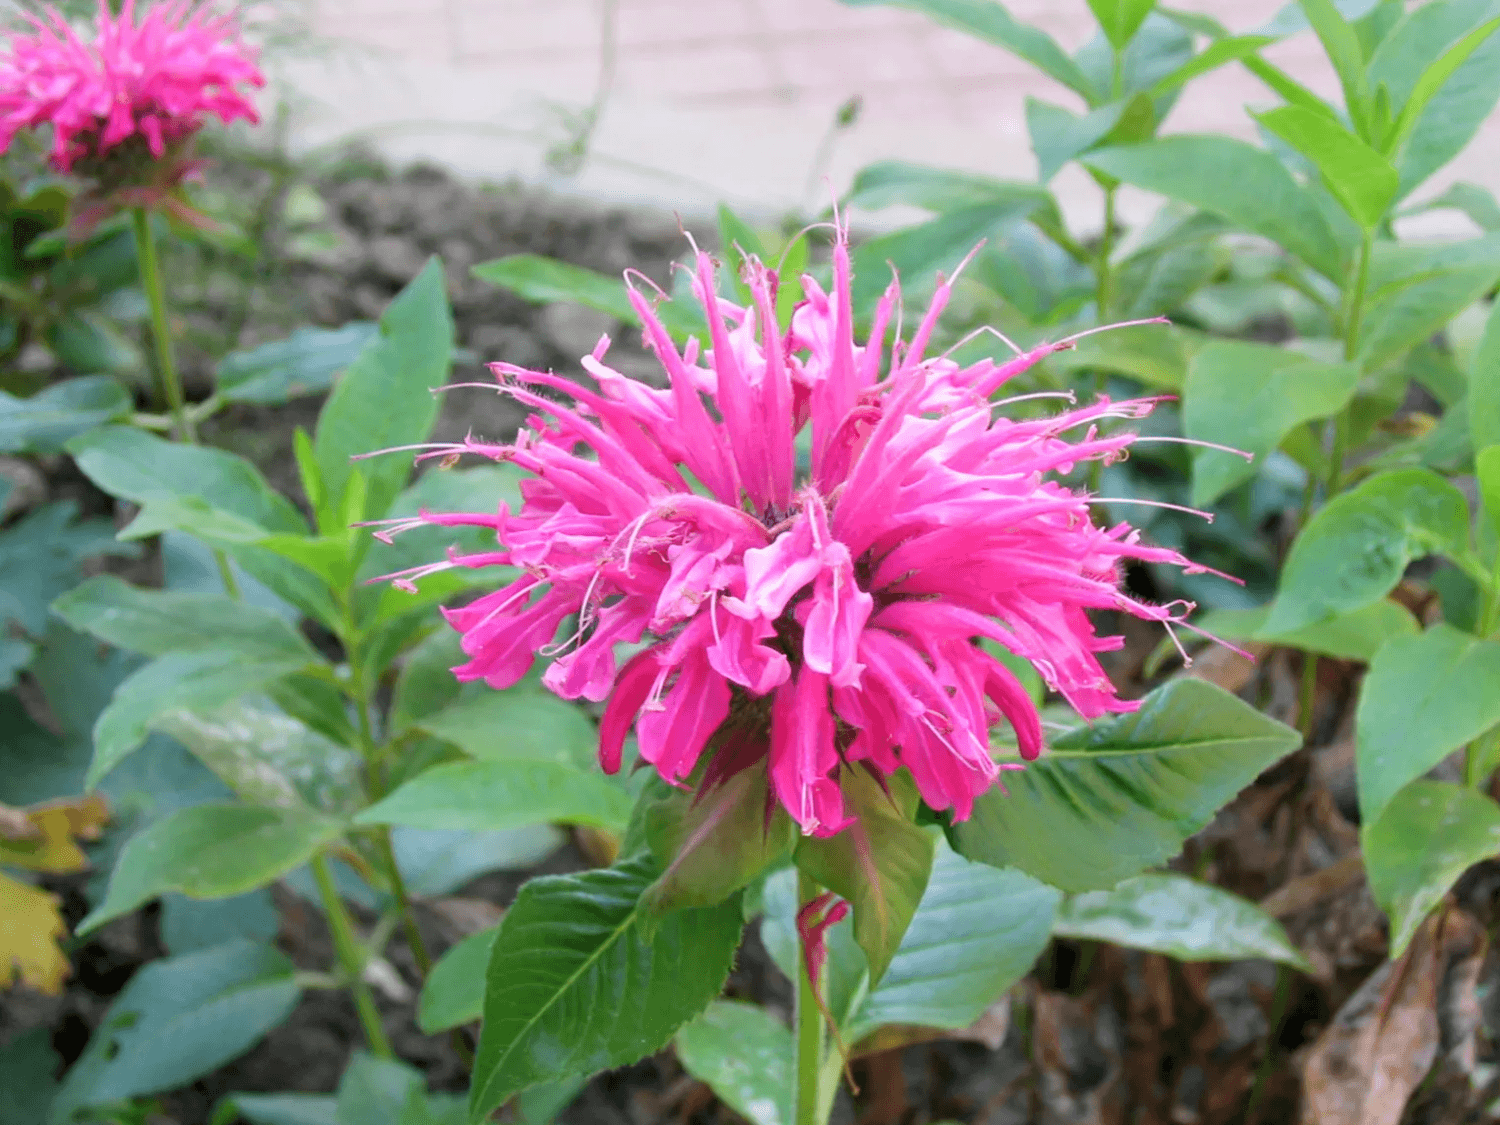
[371,231,1228,838]
[0,0,263,175]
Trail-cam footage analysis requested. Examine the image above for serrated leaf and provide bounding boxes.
[1025,98,1128,182]
[355,759,634,834]
[675,1001,792,1125]
[1268,468,1470,634]
[1364,780,1500,956]
[1356,625,1500,825]
[843,161,1051,213]
[951,679,1301,891]
[1053,873,1310,968]
[468,854,743,1119]
[216,322,379,405]
[78,804,343,935]
[1083,136,1345,279]
[1183,340,1360,505]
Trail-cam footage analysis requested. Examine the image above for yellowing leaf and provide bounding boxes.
[0,795,109,873]
[0,870,71,994]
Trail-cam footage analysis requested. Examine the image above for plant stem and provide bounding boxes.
[794,869,826,1125]
[310,853,393,1058]
[131,209,193,443]
[375,827,432,976]
[1096,186,1118,323]
[1298,652,1318,746]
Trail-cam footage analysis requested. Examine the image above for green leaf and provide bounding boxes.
[69,425,307,534]
[79,804,343,935]
[153,701,364,816]
[225,1095,339,1125]
[336,1054,449,1125]
[1479,445,1500,527]
[1406,181,1500,231]
[1149,34,1276,97]
[314,258,454,523]
[1394,4,1500,196]
[53,574,317,662]
[1191,598,1419,662]
[1359,264,1500,369]
[641,765,795,914]
[846,843,1057,1043]
[46,309,141,375]
[1254,106,1397,228]
[358,464,524,625]
[472,255,704,341]
[89,649,314,787]
[411,689,597,770]
[0,376,129,454]
[468,854,743,1120]
[1083,136,1345,278]
[1471,298,1500,452]
[1049,322,1202,391]
[0,1030,59,1125]
[1025,98,1128,182]
[844,161,1051,213]
[1183,340,1360,505]
[1364,780,1500,956]
[951,679,1301,891]
[394,825,564,899]
[1301,0,1373,137]
[355,759,635,834]
[1386,14,1500,157]
[1267,468,1470,634]
[1356,625,1500,825]
[675,1001,792,1125]
[419,925,497,1033]
[836,0,1095,99]
[0,502,132,636]
[1053,873,1311,968]
[850,199,1047,309]
[217,322,380,405]
[795,769,934,985]
[1087,0,1157,49]
[49,941,298,1119]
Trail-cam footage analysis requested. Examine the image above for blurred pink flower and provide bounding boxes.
[0,0,263,174]
[369,232,1230,837]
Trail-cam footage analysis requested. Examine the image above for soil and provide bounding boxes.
[5,153,1500,1125]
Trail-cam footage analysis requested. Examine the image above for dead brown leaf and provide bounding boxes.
[1299,906,1484,1125]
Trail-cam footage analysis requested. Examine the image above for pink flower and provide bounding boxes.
[368,232,1229,838]
[0,0,263,174]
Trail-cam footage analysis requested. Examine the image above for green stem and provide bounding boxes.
[131,209,193,443]
[1298,652,1318,746]
[310,853,392,1058]
[1096,186,1117,323]
[794,869,826,1125]
[348,634,432,978]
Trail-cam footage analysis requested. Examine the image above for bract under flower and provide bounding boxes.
[367,230,1231,839]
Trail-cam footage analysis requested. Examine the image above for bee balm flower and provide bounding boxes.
[0,0,263,175]
[369,232,1226,838]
